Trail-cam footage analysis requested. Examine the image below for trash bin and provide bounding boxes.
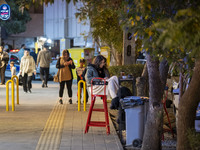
[120,96,149,147]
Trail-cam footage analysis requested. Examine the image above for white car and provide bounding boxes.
[35,60,58,80]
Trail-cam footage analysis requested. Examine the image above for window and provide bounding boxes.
[127,33,132,40]
[127,45,131,56]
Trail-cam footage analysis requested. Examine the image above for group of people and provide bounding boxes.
[1,45,119,105]
[56,49,119,105]
[0,44,51,94]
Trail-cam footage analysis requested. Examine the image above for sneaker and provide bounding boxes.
[24,91,27,93]
[45,84,48,88]
[28,90,32,93]
[42,83,45,88]
[59,99,63,104]
[69,99,72,104]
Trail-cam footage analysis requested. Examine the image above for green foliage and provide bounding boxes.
[108,64,144,94]
[108,64,144,77]
[76,0,123,53]
[0,0,31,34]
[121,0,200,75]
[187,128,200,150]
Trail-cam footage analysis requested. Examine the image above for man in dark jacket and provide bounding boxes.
[37,46,51,88]
[0,46,9,85]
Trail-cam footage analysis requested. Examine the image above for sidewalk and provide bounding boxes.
[0,80,123,150]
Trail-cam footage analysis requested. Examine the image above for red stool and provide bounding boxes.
[85,77,110,135]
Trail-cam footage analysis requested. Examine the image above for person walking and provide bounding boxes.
[37,46,51,88]
[30,48,37,63]
[18,44,26,62]
[0,46,9,85]
[20,49,36,93]
[56,49,75,104]
[10,61,16,77]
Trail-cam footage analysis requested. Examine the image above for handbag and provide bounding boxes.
[53,70,59,82]
[19,75,23,86]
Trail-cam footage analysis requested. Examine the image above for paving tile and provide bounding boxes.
[60,104,123,150]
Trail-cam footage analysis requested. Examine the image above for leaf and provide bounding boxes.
[136,15,140,21]
[131,21,134,26]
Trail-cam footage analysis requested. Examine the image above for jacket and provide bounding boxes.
[85,64,110,86]
[20,55,36,76]
[37,50,51,68]
[0,51,9,68]
[56,57,75,82]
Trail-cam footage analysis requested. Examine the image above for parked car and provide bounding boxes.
[35,60,58,80]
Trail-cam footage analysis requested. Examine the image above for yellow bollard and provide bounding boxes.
[6,80,15,111]
[78,80,86,111]
[11,75,19,104]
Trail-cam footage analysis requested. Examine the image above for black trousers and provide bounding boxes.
[40,67,49,85]
[0,65,7,84]
[23,73,32,92]
[59,80,73,98]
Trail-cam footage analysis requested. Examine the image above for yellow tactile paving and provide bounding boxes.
[35,100,67,150]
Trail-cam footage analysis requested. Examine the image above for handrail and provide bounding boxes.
[78,80,86,111]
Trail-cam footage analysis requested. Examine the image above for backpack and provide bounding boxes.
[110,86,132,109]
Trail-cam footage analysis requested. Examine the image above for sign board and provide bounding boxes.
[0,4,10,20]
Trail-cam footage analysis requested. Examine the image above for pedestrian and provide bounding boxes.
[36,46,51,88]
[86,55,119,99]
[10,61,16,77]
[20,48,36,93]
[30,48,37,63]
[76,58,89,103]
[18,44,26,62]
[56,49,75,104]
[0,46,9,85]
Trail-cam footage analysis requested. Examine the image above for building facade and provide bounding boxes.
[44,0,91,55]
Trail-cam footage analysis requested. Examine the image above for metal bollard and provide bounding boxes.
[11,75,19,104]
[6,80,14,111]
[78,80,86,111]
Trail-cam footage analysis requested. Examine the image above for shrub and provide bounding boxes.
[108,64,144,77]
[108,64,144,94]
[187,128,200,150]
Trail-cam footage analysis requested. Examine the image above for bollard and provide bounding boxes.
[6,80,15,111]
[11,75,19,104]
[78,80,86,111]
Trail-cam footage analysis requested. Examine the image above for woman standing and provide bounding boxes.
[20,49,36,93]
[56,49,75,104]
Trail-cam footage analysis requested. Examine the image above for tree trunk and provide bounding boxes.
[136,63,148,96]
[141,55,169,150]
[177,59,200,150]
[110,47,122,66]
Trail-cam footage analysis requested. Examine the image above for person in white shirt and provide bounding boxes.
[10,61,16,77]
[20,49,36,93]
